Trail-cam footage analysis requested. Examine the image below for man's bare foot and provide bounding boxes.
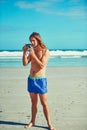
[49,127,56,130]
[24,122,34,129]
[49,128,56,130]
[49,125,56,130]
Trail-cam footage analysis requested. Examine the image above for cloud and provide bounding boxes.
[15,1,51,9]
[35,5,87,18]
[15,0,87,18]
[67,6,87,17]
[15,1,34,9]
[15,0,63,9]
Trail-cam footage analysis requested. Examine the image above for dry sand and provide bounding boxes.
[0,67,87,130]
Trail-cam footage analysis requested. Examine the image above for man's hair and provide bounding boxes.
[29,32,47,49]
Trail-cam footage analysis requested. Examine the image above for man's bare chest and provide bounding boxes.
[35,51,43,60]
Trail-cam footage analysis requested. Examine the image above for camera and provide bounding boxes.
[26,43,31,48]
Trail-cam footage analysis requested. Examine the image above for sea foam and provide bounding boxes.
[0,50,87,58]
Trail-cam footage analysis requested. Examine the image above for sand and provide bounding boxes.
[0,67,87,130]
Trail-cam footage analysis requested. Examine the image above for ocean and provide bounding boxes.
[0,49,87,67]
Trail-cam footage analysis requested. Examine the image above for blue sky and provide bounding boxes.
[0,0,87,50]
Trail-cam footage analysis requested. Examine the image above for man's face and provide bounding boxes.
[30,37,38,47]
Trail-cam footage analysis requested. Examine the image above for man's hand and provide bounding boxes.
[29,47,35,58]
[22,44,28,52]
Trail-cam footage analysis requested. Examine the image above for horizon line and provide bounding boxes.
[0,49,87,51]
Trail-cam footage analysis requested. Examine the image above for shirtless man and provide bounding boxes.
[22,32,55,130]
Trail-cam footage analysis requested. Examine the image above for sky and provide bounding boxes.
[0,0,87,50]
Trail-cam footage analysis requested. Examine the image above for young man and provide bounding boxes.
[22,32,55,130]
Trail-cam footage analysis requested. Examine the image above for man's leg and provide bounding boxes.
[39,94,55,130]
[25,93,38,129]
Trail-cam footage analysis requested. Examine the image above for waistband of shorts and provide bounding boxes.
[29,75,46,79]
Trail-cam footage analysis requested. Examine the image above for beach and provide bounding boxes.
[0,67,87,130]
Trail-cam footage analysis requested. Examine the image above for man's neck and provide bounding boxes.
[34,45,41,51]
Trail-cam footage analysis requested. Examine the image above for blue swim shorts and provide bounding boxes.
[27,75,48,94]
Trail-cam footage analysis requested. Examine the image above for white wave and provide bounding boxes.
[0,51,22,57]
[50,50,87,57]
[0,50,87,57]
[60,56,82,58]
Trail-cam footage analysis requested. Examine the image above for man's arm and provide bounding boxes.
[31,49,50,68]
[22,45,31,66]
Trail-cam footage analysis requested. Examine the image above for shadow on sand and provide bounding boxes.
[0,120,49,129]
